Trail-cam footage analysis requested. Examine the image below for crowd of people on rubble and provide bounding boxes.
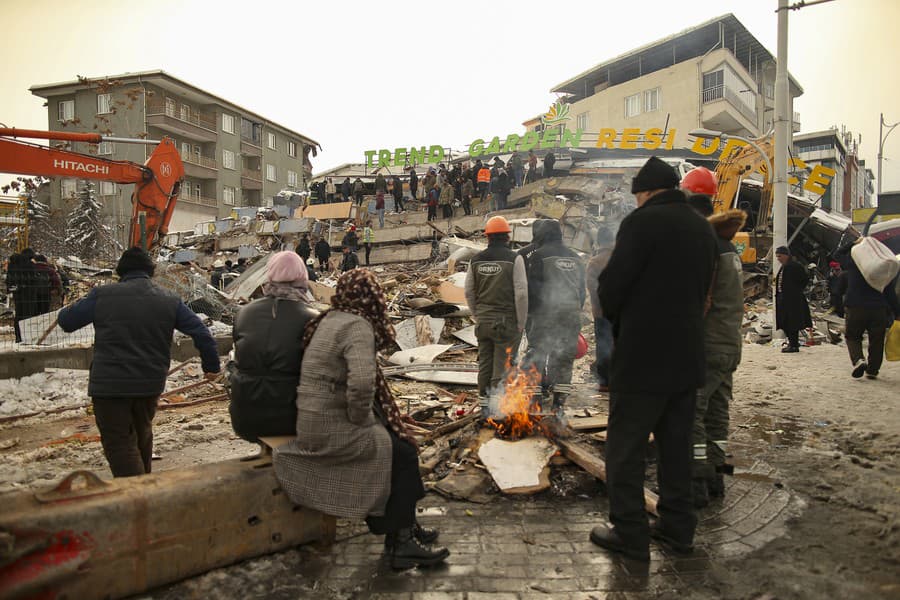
[2,247,70,343]
[39,152,899,575]
[305,151,559,222]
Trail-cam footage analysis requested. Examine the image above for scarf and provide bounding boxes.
[262,281,308,301]
[303,269,416,447]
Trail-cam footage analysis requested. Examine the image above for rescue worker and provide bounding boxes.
[464,216,528,414]
[314,237,332,272]
[477,163,492,203]
[295,233,311,263]
[210,259,226,290]
[682,166,746,507]
[340,244,360,272]
[591,157,717,560]
[586,226,615,392]
[517,218,552,337]
[521,219,585,417]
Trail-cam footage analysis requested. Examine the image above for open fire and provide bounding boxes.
[486,353,544,440]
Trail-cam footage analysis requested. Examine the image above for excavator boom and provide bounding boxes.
[0,128,184,250]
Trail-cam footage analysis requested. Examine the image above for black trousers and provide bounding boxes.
[522,315,580,393]
[366,433,425,535]
[606,389,697,547]
[427,205,437,221]
[92,397,158,477]
[845,305,890,374]
[785,329,800,348]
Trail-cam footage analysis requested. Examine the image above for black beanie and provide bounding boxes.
[775,246,791,256]
[116,247,155,278]
[687,194,714,217]
[631,156,680,194]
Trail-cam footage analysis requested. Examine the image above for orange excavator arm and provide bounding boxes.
[0,128,184,250]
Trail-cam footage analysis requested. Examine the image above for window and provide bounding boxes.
[223,186,236,206]
[222,113,235,134]
[165,98,176,116]
[267,132,277,150]
[266,164,276,182]
[288,140,297,157]
[576,112,589,131]
[644,87,660,112]
[287,170,298,187]
[223,149,235,170]
[181,142,191,159]
[99,181,116,196]
[703,70,724,91]
[764,83,775,99]
[58,100,74,122]
[97,93,112,114]
[182,180,192,198]
[195,183,202,198]
[180,104,190,121]
[625,93,641,117]
[61,179,77,198]
[97,141,114,155]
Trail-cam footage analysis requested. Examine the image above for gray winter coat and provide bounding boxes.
[273,310,392,519]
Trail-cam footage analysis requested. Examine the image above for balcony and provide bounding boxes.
[701,85,758,135]
[241,136,262,157]
[147,146,218,179]
[178,193,217,208]
[241,168,263,190]
[146,98,217,142]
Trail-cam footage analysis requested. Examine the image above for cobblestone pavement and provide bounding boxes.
[151,446,801,599]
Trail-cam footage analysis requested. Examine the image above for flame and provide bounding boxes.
[487,349,544,440]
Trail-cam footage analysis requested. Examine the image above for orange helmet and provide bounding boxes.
[681,167,717,196]
[484,216,512,235]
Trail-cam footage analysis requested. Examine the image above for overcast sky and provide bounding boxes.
[2,0,898,192]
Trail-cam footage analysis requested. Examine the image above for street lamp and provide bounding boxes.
[877,113,899,196]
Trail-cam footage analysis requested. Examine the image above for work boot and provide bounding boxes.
[384,522,439,550]
[692,478,710,508]
[390,528,450,570]
[707,473,725,498]
[649,521,694,555]
[589,525,649,561]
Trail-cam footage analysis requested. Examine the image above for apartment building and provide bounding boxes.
[31,71,319,234]
[793,129,852,213]
[530,14,802,150]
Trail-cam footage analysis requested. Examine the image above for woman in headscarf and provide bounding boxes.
[229,251,318,443]
[274,269,449,569]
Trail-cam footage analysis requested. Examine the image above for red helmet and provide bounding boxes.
[681,167,717,196]
[575,332,588,359]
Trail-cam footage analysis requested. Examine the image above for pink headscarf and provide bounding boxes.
[266,251,308,288]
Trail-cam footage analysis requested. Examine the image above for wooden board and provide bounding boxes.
[295,201,356,220]
[569,416,608,431]
[558,439,658,516]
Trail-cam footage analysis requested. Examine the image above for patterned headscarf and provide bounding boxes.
[303,269,415,447]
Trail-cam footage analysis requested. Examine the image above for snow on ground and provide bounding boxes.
[0,369,90,417]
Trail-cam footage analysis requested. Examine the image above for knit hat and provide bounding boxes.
[116,247,155,278]
[631,157,680,194]
[775,246,791,256]
[266,251,308,288]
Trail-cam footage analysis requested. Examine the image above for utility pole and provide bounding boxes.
[878,112,899,197]
[772,0,790,324]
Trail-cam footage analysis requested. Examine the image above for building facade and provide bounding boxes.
[793,128,870,214]
[31,71,319,234]
[529,14,802,150]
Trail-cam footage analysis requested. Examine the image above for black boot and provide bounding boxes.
[707,473,725,498]
[692,478,709,508]
[390,527,450,570]
[413,522,439,545]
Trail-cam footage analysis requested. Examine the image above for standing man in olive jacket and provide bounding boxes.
[229,251,318,443]
[57,247,220,477]
[590,157,717,561]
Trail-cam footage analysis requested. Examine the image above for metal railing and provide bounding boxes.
[146,98,217,132]
[184,154,218,170]
[701,85,757,123]
[179,194,218,207]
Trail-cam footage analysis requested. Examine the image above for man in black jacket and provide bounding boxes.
[57,248,220,477]
[591,157,717,561]
[340,245,360,272]
[314,237,331,272]
[774,246,812,353]
[521,220,585,416]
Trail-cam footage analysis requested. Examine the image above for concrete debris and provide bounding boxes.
[395,317,445,351]
[477,437,556,493]
[389,344,453,366]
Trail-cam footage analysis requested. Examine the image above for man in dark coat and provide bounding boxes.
[543,152,556,179]
[520,219,585,415]
[230,251,318,443]
[340,245,360,272]
[314,237,332,272]
[591,157,717,561]
[295,233,311,262]
[341,177,352,202]
[392,175,405,212]
[57,248,220,477]
[774,246,812,353]
[409,169,418,201]
[6,252,43,342]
